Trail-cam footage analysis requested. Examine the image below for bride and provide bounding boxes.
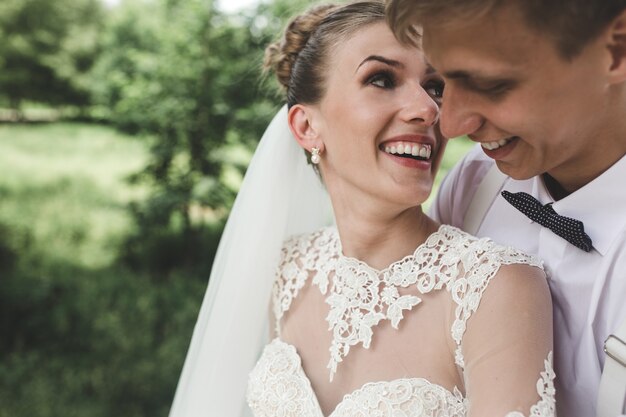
[169,2,555,416]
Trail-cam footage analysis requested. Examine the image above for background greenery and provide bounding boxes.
[0,0,473,415]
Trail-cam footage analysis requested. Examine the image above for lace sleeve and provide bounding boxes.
[459,262,555,417]
[504,351,556,417]
[271,233,312,337]
[270,228,338,337]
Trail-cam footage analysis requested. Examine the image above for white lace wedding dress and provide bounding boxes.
[246,225,556,417]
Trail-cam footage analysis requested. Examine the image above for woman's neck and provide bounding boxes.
[334,205,439,271]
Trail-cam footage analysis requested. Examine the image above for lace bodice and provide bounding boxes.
[247,338,468,417]
[247,225,556,417]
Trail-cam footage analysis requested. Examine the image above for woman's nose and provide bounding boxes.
[399,87,440,127]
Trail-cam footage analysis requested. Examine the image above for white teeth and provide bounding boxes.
[481,137,513,151]
[383,142,432,159]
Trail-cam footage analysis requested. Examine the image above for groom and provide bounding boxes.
[386,0,626,416]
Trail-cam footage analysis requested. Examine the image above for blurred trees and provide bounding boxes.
[90,0,313,276]
[0,0,314,416]
[0,0,103,114]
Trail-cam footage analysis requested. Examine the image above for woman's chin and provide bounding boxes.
[390,188,432,210]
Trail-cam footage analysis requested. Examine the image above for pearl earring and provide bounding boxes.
[311,147,321,164]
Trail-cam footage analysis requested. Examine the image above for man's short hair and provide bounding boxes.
[386,0,626,59]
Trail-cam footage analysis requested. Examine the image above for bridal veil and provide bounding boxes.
[169,106,332,417]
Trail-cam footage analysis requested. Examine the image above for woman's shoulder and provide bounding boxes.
[275,226,339,290]
[433,226,548,344]
[433,224,547,307]
[279,226,339,263]
[437,226,550,369]
[272,226,339,331]
[434,224,543,270]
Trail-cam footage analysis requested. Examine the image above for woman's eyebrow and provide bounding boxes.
[356,55,403,73]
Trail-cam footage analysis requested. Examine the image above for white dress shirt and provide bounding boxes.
[430,144,626,417]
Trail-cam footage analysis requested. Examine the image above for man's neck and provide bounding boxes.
[542,173,570,201]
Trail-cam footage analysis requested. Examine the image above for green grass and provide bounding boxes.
[0,123,189,417]
[0,123,149,268]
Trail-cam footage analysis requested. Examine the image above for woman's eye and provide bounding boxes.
[424,79,445,100]
[367,72,395,89]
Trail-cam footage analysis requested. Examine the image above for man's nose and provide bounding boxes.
[439,85,483,138]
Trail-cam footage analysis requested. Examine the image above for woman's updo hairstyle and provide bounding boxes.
[264,1,386,108]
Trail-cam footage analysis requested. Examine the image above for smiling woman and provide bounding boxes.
[169,2,555,417]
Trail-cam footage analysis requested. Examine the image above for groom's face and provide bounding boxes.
[422,3,613,192]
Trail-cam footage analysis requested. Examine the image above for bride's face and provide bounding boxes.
[312,21,447,211]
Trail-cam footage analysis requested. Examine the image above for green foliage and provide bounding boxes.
[0,2,475,416]
[90,0,315,273]
[0,0,103,111]
[0,123,210,416]
[88,1,162,125]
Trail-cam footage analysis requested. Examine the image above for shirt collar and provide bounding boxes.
[531,153,626,255]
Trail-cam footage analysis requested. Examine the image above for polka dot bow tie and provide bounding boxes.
[501,191,593,252]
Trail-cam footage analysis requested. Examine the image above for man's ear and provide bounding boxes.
[288,104,324,153]
[606,8,626,83]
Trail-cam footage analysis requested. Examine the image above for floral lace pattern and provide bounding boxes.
[247,339,323,417]
[273,225,542,378]
[333,378,467,417]
[247,338,468,417]
[247,340,555,417]
[247,225,555,417]
[505,352,556,417]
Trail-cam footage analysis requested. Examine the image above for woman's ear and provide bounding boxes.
[606,9,626,83]
[288,104,324,153]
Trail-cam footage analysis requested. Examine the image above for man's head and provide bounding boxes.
[387,0,626,60]
[386,0,626,193]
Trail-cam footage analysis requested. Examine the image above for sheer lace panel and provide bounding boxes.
[247,338,468,417]
[247,340,554,417]
[272,227,339,337]
[272,226,542,379]
[254,226,554,417]
[504,352,556,417]
[444,234,543,369]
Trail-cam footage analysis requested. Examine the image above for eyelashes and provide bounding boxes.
[364,70,445,103]
[423,79,445,102]
[366,70,396,89]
